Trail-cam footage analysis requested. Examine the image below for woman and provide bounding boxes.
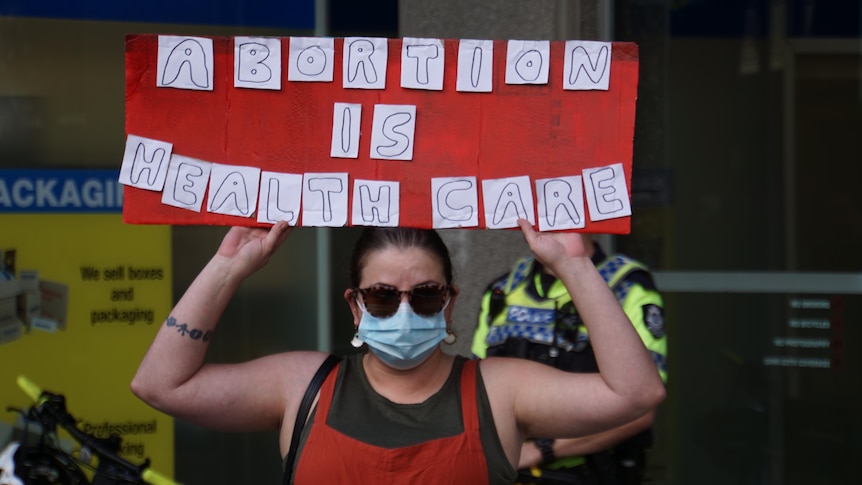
[131,219,665,484]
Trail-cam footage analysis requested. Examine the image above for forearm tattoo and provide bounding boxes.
[165,316,213,343]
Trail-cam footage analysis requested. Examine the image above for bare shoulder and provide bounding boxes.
[476,356,546,400]
[256,350,335,395]
[475,356,553,454]
[478,355,547,380]
[208,350,335,414]
[477,356,584,410]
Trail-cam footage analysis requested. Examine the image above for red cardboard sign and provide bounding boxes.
[123,35,638,232]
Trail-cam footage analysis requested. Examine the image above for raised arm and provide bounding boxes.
[483,220,665,460]
[130,222,324,432]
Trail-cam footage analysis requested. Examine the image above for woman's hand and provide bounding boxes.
[517,218,586,273]
[216,221,293,279]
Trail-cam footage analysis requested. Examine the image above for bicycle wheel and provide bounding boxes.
[13,445,89,485]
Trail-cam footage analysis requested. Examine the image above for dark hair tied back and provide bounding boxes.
[350,227,453,288]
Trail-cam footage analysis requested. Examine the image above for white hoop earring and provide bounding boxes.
[350,327,364,348]
[443,328,456,345]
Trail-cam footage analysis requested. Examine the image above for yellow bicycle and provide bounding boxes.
[2,376,178,485]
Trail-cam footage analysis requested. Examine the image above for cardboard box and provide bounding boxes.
[17,291,41,325]
[40,280,69,331]
[18,269,39,292]
[0,318,23,344]
[0,274,20,300]
[0,297,16,321]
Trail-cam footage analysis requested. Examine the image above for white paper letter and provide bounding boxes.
[162,155,212,212]
[457,39,493,92]
[564,41,611,91]
[481,176,535,229]
[207,163,261,218]
[302,172,348,226]
[401,37,444,90]
[370,105,416,160]
[258,172,303,224]
[536,176,585,231]
[119,134,173,191]
[431,177,479,228]
[289,37,335,82]
[331,103,362,158]
[505,40,550,85]
[583,163,632,221]
[157,35,214,91]
[234,36,281,90]
[352,179,399,226]
[343,37,388,89]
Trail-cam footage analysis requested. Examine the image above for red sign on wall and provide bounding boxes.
[122,34,638,233]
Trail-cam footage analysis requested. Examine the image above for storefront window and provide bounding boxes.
[2,2,859,484]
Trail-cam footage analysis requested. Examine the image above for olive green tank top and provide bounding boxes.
[290,353,516,484]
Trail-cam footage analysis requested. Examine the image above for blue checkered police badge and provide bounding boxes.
[643,304,665,338]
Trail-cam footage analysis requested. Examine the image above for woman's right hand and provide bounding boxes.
[215,221,293,279]
[131,220,296,426]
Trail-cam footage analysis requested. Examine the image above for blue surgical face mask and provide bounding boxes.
[358,301,448,370]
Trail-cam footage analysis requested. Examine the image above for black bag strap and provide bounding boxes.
[281,353,340,485]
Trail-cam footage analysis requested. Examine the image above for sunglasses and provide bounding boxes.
[355,284,452,318]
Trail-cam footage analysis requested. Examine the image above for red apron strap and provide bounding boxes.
[311,361,340,422]
[459,359,480,432]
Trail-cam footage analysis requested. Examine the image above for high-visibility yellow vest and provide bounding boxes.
[472,254,667,471]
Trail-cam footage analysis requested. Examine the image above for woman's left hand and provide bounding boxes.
[517,219,587,271]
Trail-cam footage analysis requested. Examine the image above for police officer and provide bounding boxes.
[472,234,667,485]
